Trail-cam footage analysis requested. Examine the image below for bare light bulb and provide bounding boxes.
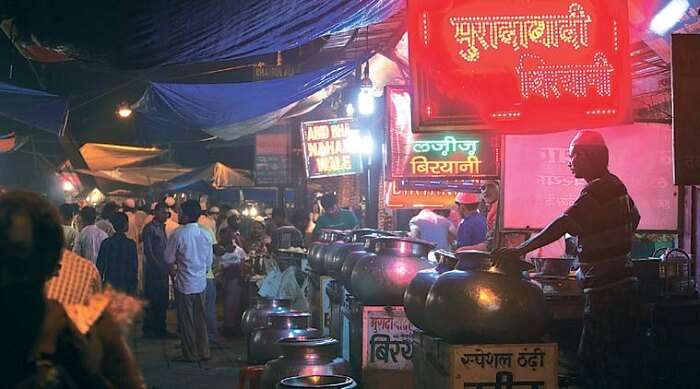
[117,102,132,119]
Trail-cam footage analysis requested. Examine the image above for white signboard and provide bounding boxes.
[362,306,416,370]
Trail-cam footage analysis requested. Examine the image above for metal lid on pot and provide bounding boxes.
[375,236,436,257]
[455,250,493,271]
[344,228,395,243]
[319,229,347,242]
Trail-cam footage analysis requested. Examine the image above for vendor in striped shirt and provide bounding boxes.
[493,130,641,388]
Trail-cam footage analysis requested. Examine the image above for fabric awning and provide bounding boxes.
[76,164,193,186]
[134,59,360,142]
[79,143,165,171]
[161,162,254,192]
[0,82,68,135]
[2,0,404,68]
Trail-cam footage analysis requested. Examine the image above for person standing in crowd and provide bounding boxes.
[245,217,271,254]
[480,181,500,249]
[200,206,219,237]
[215,226,247,336]
[96,212,138,295]
[409,208,456,250]
[197,206,220,345]
[74,206,109,264]
[141,202,173,338]
[164,195,180,237]
[312,193,359,236]
[270,207,304,250]
[292,208,311,247]
[165,199,213,362]
[493,131,642,388]
[454,192,488,250]
[59,203,79,250]
[96,201,119,237]
[0,190,145,388]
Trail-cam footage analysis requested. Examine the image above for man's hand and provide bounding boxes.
[491,247,523,266]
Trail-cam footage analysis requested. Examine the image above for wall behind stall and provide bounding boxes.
[503,123,677,232]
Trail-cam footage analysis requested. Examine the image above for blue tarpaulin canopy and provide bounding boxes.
[160,162,254,192]
[135,60,361,141]
[0,82,68,135]
[4,0,404,69]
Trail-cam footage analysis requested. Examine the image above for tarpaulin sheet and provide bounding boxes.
[135,60,359,141]
[75,164,193,186]
[161,162,253,192]
[79,143,164,171]
[0,82,68,135]
[3,0,404,69]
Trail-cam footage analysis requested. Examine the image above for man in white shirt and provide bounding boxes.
[73,206,108,264]
[165,199,213,362]
[409,208,457,250]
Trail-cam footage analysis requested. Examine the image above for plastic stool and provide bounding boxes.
[239,365,265,389]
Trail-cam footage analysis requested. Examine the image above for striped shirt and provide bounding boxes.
[564,173,640,287]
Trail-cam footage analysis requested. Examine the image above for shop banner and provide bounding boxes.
[301,118,363,179]
[407,0,631,133]
[384,181,459,209]
[503,123,677,231]
[255,128,290,186]
[362,306,415,370]
[387,86,500,180]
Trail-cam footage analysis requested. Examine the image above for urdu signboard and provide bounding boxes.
[301,118,363,179]
[407,0,632,133]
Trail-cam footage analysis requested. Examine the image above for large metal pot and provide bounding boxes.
[338,235,384,292]
[241,298,293,335]
[350,237,436,306]
[261,337,351,389]
[424,257,547,344]
[325,229,395,279]
[278,375,357,388]
[309,230,347,274]
[248,312,322,364]
[403,250,458,333]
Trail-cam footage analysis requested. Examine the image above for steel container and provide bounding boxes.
[241,298,293,335]
[248,312,321,364]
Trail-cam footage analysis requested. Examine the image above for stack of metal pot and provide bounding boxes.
[308,230,347,275]
[404,250,549,344]
[241,298,293,335]
[248,312,322,364]
[260,337,351,389]
[322,229,395,279]
[350,236,436,306]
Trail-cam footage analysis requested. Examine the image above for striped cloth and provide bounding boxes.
[46,250,102,306]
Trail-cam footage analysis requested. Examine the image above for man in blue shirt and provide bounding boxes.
[454,192,487,250]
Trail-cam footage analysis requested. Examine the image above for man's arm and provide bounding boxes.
[164,233,178,266]
[493,215,573,262]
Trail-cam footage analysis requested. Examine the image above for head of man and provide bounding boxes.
[58,203,75,225]
[79,206,98,226]
[226,215,240,232]
[251,218,265,238]
[153,202,170,224]
[481,181,500,204]
[208,206,220,219]
[179,199,202,225]
[0,191,64,289]
[101,201,119,221]
[271,207,287,225]
[320,193,339,217]
[219,226,234,246]
[455,192,480,218]
[568,130,609,181]
[110,212,129,234]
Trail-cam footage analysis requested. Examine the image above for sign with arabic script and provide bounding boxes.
[451,343,558,388]
[362,306,415,370]
[407,0,631,133]
[301,118,363,179]
[386,86,500,179]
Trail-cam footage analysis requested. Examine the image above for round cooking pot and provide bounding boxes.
[308,230,347,274]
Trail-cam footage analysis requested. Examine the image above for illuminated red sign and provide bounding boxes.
[301,118,363,179]
[384,181,458,209]
[386,86,500,179]
[407,0,631,133]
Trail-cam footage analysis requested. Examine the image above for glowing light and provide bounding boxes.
[242,209,249,217]
[62,181,75,192]
[345,103,355,116]
[475,287,501,311]
[650,0,689,35]
[517,52,613,99]
[249,207,258,217]
[116,102,132,119]
[347,130,374,155]
[358,87,375,116]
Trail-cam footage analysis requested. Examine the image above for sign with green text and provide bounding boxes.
[301,118,363,179]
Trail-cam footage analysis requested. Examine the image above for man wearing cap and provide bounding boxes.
[493,130,641,388]
[454,192,488,250]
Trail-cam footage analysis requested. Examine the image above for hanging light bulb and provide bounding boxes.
[62,180,75,192]
[345,103,355,117]
[116,101,133,119]
[358,62,375,116]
